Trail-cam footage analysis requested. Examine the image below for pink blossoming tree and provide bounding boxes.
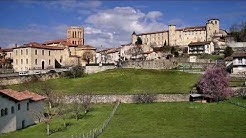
[198,67,233,102]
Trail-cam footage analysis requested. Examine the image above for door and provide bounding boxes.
[42,61,45,69]
[22,120,25,129]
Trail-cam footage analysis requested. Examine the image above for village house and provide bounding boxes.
[188,41,214,55]
[232,53,246,74]
[0,89,46,133]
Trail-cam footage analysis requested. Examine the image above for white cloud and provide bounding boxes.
[146,11,163,20]
[84,7,167,48]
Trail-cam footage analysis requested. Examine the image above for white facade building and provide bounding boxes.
[0,89,46,133]
[188,41,214,55]
[232,53,246,74]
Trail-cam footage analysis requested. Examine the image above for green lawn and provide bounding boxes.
[0,104,114,138]
[8,69,201,95]
[101,101,246,138]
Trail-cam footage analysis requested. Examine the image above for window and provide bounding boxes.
[18,104,20,110]
[238,58,242,64]
[49,60,51,65]
[49,51,51,56]
[11,106,14,114]
[35,59,38,65]
[26,59,28,64]
[26,49,28,55]
[35,50,37,55]
[16,59,18,65]
[16,50,18,55]
[1,109,4,116]
[21,59,23,64]
[27,103,29,111]
[21,50,23,55]
[5,108,8,115]
[42,50,44,55]
[215,21,217,24]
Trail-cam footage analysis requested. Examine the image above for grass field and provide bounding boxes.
[101,101,246,138]
[0,104,114,138]
[8,69,201,95]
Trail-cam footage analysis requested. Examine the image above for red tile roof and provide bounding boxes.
[77,45,96,50]
[43,39,77,47]
[14,42,65,50]
[135,26,206,36]
[0,48,13,52]
[42,39,67,44]
[231,53,246,58]
[0,89,46,101]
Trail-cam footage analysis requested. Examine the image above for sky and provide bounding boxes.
[0,0,245,49]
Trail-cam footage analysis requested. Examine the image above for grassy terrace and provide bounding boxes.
[9,69,201,95]
[101,101,246,138]
[0,104,114,138]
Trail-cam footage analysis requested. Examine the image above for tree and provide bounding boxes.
[126,45,144,60]
[38,82,54,109]
[198,67,233,102]
[83,51,93,64]
[135,37,142,45]
[230,21,246,42]
[224,46,233,58]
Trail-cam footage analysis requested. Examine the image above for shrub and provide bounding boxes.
[235,88,246,99]
[64,66,85,78]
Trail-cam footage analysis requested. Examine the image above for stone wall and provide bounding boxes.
[63,94,189,104]
[85,65,116,74]
[0,73,61,86]
[122,59,177,69]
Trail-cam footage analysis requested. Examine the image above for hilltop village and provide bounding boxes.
[0,18,245,74]
[0,18,246,137]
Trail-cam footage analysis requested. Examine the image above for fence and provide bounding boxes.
[62,101,120,138]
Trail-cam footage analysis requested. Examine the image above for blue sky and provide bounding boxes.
[0,0,245,48]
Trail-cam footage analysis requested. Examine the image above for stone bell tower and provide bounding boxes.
[67,26,84,45]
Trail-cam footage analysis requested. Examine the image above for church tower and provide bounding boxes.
[67,26,84,45]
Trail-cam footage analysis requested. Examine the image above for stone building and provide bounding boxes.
[188,41,214,55]
[232,53,246,74]
[131,19,226,47]
[0,89,46,133]
[10,26,96,72]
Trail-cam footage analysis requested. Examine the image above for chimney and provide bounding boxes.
[15,44,17,48]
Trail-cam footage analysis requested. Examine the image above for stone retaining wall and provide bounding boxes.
[122,59,177,69]
[85,65,116,74]
[0,73,61,85]
[63,94,189,103]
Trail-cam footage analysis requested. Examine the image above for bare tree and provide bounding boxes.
[79,93,92,114]
[83,51,93,64]
[38,82,55,109]
[126,45,144,60]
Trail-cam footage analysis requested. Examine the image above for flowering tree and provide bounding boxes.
[198,67,233,102]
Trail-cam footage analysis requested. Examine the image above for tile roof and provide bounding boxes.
[14,42,65,50]
[231,53,246,58]
[0,48,13,52]
[135,26,206,36]
[77,45,96,50]
[0,89,46,101]
[188,41,212,46]
[42,39,67,44]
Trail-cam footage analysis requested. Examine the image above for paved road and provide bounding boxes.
[0,73,19,78]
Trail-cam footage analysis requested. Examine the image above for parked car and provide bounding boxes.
[19,71,29,76]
